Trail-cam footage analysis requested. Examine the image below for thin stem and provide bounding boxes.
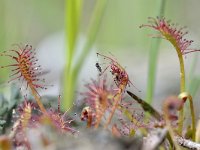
[179,92,196,141]
[188,95,196,141]
[172,42,186,135]
[163,98,182,150]
[146,0,166,104]
[177,54,185,92]
[162,32,186,135]
[177,54,185,134]
[104,92,122,129]
[29,84,47,114]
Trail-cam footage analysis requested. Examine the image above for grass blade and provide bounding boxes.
[127,90,162,121]
[146,0,166,104]
[62,0,107,110]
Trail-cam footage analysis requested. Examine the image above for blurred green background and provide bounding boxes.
[0,0,200,112]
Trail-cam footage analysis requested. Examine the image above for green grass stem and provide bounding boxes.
[188,54,200,97]
[179,92,196,141]
[146,0,166,104]
[63,0,107,110]
[63,0,82,110]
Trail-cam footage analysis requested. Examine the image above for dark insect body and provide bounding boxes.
[96,53,130,89]
[95,62,102,74]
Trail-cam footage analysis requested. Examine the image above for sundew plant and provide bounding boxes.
[1,1,200,150]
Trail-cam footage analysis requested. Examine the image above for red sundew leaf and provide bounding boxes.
[17,101,35,129]
[39,109,77,134]
[41,96,77,134]
[96,53,141,128]
[140,17,200,55]
[0,44,47,91]
[82,77,114,128]
[96,53,130,89]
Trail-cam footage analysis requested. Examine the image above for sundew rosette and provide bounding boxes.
[1,44,47,113]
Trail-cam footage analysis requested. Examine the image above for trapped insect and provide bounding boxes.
[96,52,131,89]
[95,62,102,74]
